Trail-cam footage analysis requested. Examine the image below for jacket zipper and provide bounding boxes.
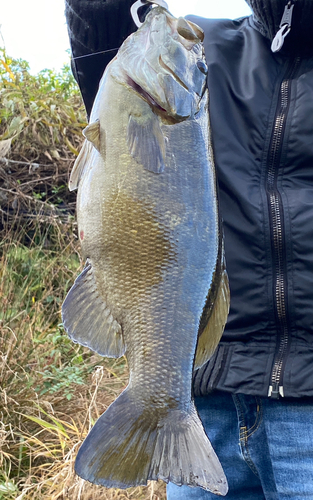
[267,57,300,399]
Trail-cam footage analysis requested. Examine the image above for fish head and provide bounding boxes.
[114,7,207,121]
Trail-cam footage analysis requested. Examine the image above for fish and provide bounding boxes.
[62,5,230,496]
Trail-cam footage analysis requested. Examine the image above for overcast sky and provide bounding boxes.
[1,0,252,74]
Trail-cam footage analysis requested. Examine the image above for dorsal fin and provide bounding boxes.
[194,267,230,370]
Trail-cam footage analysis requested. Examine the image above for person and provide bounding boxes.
[64,0,313,498]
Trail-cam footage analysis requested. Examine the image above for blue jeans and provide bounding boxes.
[167,392,313,499]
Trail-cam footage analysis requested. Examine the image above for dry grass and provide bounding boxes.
[0,213,166,500]
[0,50,166,500]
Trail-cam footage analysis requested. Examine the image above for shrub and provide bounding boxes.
[0,50,166,499]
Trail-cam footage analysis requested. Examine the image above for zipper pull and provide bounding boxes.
[271,1,296,53]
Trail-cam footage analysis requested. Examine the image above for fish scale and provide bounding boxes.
[62,5,229,495]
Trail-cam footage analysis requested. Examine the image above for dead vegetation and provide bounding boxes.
[0,49,166,500]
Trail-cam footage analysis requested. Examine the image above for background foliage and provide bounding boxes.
[0,49,166,500]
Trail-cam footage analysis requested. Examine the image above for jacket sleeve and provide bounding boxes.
[65,0,149,116]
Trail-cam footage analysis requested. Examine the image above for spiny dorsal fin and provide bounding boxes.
[83,120,101,152]
[62,264,125,358]
[194,267,230,370]
[127,113,166,174]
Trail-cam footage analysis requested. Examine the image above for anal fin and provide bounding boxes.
[62,264,124,358]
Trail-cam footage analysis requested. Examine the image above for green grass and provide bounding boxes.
[0,48,166,500]
[0,221,166,499]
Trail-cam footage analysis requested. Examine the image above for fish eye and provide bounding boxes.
[197,60,208,75]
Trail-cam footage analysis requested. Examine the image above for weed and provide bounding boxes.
[0,48,166,500]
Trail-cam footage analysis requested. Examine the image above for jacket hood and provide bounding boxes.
[245,0,313,54]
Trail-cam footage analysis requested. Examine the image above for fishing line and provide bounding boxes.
[71,1,166,60]
[71,48,119,61]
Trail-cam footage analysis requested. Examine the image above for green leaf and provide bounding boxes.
[20,414,70,439]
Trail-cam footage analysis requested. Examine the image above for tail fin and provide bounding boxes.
[75,388,228,495]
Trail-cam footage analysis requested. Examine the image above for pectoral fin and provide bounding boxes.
[194,266,230,370]
[127,114,166,174]
[62,264,125,358]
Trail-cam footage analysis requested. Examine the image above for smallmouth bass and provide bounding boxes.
[62,5,229,495]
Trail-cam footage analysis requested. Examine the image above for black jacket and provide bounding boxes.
[65,1,313,399]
